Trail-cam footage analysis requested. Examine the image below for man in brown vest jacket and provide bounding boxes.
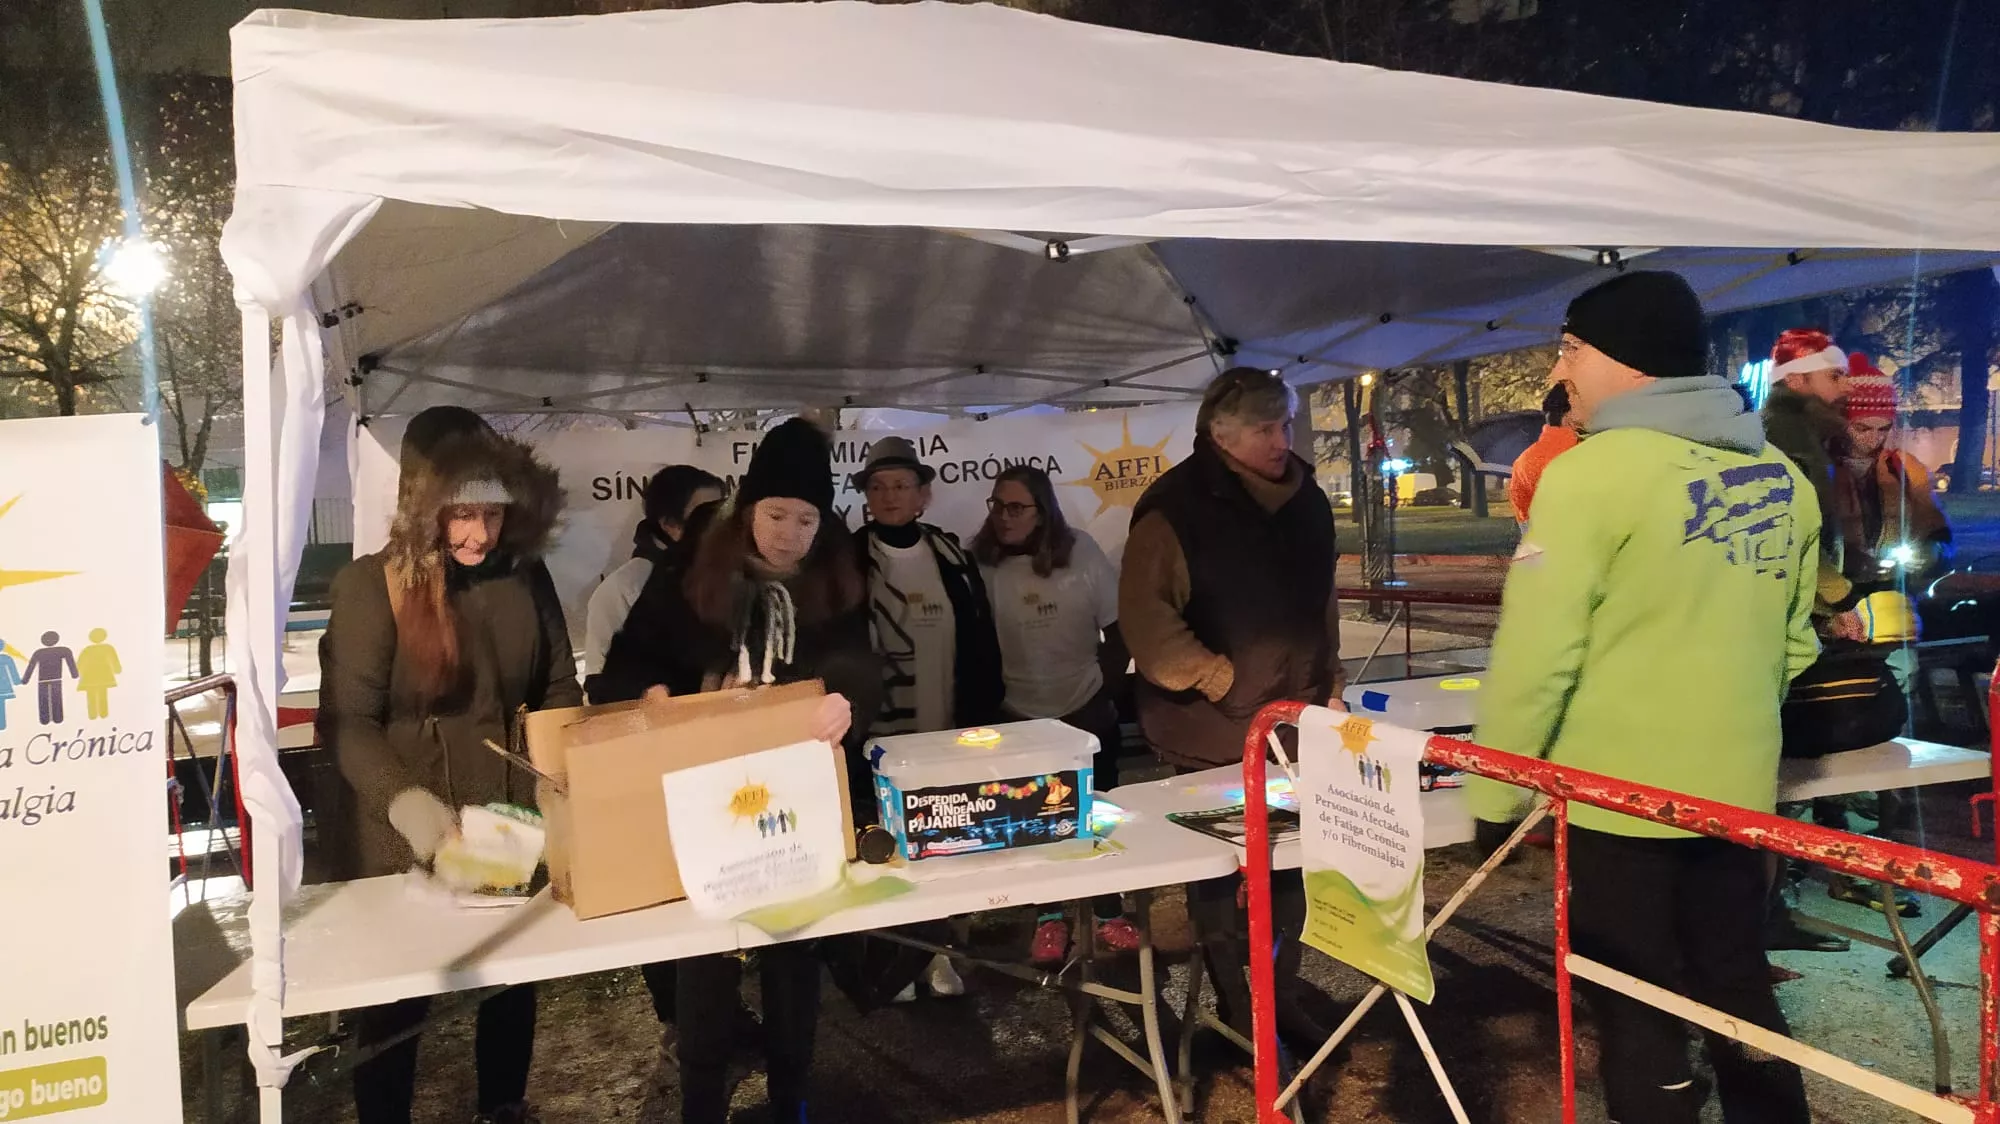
[1121,365,1342,1053]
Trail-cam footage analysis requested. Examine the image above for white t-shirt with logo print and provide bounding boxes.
[869,538,958,736]
[982,532,1120,719]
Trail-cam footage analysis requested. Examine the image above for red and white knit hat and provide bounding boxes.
[1771,328,1846,378]
[1845,352,1897,423]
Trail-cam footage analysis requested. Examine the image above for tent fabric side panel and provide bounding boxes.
[222,295,323,1116]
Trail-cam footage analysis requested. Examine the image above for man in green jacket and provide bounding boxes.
[1467,271,1819,1124]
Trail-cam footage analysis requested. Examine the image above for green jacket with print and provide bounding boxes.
[1465,377,1821,838]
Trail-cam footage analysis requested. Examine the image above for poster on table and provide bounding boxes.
[0,414,181,1119]
[1298,707,1436,1003]
[660,741,849,920]
[352,404,1198,641]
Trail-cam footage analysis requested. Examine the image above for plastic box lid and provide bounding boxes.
[870,719,1099,791]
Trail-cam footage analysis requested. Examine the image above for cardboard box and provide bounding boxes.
[524,681,856,920]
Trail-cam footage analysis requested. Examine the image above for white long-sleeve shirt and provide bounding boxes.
[582,557,654,682]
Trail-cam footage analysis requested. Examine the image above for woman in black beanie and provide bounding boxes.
[592,418,880,1124]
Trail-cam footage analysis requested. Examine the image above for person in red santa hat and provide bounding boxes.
[1836,352,1951,582]
[1761,328,1862,638]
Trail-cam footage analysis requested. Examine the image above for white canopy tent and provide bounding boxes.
[218,2,2000,1113]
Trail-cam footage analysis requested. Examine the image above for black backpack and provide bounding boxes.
[1780,647,1907,758]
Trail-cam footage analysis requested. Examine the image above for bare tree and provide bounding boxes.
[147,75,239,475]
[0,0,182,418]
[0,120,134,415]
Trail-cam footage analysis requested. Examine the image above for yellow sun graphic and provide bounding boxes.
[1336,715,1380,756]
[0,494,78,595]
[727,781,773,822]
[1062,418,1176,515]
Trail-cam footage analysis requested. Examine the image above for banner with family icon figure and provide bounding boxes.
[0,414,180,1119]
[1298,707,1436,1003]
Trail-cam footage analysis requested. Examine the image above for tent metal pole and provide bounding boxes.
[1137,242,1230,375]
[1524,246,1663,264]
[1695,250,1823,306]
[982,348,1215,416]
[375,366,699,428]
[936,228,1159,257]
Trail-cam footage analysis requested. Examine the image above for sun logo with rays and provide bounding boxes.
[1336,715,1380,756]
[1063,418,1175,515]
[727,780,772,822]
[0,494,78,595]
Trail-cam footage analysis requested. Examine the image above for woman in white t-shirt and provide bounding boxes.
[971,465,1140,964]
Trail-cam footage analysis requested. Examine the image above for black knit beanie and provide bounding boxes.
[735,418,835,512]
[1562,271,1708,380]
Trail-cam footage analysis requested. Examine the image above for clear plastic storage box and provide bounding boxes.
[869,719,1099,861]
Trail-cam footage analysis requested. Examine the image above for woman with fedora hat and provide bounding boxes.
[850,435,1004,998]
[850,435,1004,740]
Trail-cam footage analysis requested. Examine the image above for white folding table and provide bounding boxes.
[1115,739,1988,871]
[176,808,1237,1124]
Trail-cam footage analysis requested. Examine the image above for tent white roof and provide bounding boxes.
[216,5,2000,1109]
[224,2,2000,416]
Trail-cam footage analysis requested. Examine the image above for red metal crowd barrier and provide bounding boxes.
[1240,699,2000,1124]
[165,674,252,890]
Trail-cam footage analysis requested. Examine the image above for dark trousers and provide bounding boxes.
[677,946,820,1124]
[1170,758,1309,1029]
[351,984,536,1123]
[1568,826,1809,1124]
[642,960,678,1025]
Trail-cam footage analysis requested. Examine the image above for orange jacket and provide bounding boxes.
[1509,425,1580,524]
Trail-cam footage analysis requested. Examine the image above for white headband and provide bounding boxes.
[1772,345,1846,378]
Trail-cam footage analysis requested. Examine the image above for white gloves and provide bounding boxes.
[387,787,456,861]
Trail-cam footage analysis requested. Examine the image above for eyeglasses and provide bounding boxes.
[986,499,1037,518]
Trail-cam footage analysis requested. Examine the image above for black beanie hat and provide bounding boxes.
[1562,271,1707,380]
[735,418,835,512]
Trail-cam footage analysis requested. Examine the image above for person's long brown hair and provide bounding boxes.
[391,509,472,704]
[683,501,865,627]
[970,465,1075,578]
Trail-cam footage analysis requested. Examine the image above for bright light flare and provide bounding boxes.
[102,237,168,298]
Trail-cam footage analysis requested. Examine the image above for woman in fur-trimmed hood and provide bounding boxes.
[317,405,579,1124]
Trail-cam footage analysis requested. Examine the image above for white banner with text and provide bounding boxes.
[0,414,181,1121]
[353,405,1198,642]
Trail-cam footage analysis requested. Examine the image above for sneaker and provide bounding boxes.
[1094,917,1143,954]
[1827,876,1921,918]
[474,1103,541,1124]
[925,952,966,997]
[1029,919,1071,966]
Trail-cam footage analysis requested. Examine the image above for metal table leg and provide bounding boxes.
[1889,902,1974,979]
[1131,889,1183,1124]
[1176,952,1205,1117]
[1066,902,1093,1124]
[1880,882,1953,1094]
